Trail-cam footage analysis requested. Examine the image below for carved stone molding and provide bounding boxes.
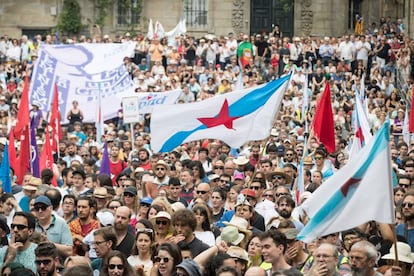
[300,0,313,36]
[232,0,244,34]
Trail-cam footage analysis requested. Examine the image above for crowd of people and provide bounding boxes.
[0,15,413,276]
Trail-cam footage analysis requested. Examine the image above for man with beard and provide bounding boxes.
[113,206,134,257]
[152,160,170,190]
[137,148,151,171]
[171,209,209,258]
[62,144,82,167]
[0,212,37,273]
[346,241,381,276]
[396,190,414,250]
[69,196,100,256]
[35,242,60,276]
[276,195,304,230]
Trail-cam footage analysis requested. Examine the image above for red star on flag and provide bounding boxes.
[197,99,241,129]
[340,177,361,196]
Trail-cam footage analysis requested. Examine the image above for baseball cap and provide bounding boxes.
[124,186,137,196]
[96,211,114,226]
[34,195,51,206]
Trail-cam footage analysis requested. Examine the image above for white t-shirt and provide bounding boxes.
[127,255,153,276]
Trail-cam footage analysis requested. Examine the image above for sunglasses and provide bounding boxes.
[314,157,323,160]
[109,205,120,210]
[34,205,48,211]
[137,228,154,235]
[35,259,52,266]
[155,256,170,263]
[402,203,414,208]
[81,154,89,157]
[119,177,128,181]
[156,220,169,225]
[214,166,224,170]
[251,186,261,190]
[123,193,135,197]
[11,224,28,230]
[109,264,124,270]
[264,194,274,198]
[399,184,410,188]
[156,167,165,171]
[273,175,284,180]
[140,203,151,207]
[196,190,208,194]
[276,193,289,197]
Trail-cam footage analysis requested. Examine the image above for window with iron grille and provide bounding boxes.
[184,0,208,27]
[117,0,140,26]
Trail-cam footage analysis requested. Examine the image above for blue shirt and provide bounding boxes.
[35,215,73,246]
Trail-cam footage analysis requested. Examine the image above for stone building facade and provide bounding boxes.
[0,0,412,39]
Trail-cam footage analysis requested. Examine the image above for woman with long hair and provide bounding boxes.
[152,243,182,276]
[189,160,208,185]
[225,185,241,211]
[246,234,264,267]
[192,204,215,246]
[127,228,155,276]
[101,250,134,276]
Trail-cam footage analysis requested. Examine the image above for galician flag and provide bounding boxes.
[297,120,394,243]
[151,74,291,152]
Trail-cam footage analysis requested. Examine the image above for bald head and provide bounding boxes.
[245,267,266,276]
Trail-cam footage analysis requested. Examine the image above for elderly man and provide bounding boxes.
[345,240,381,276]
[306,243,340,276]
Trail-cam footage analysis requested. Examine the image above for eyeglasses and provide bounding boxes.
[156,220,169,225]
[251,186,261,190]
[219,179,228,183]
[109,264,124,270]
[156,167,165,171]
[11,224,28,230]
[314,254,334,259]
[35,259,52,266]
[399,184,410,188]
[34,205,48,212]
[264,194,274,198]
[155,256,170,263]
[81,154,89,158]
[92,240,107,246]
[402,202,414,208]
[214,166,224,170]
[196,190,208,194]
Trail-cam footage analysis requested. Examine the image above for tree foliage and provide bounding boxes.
[58,0,82,35]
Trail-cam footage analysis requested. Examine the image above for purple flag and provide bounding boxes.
[99,142,111,177]
[30,126,40,177]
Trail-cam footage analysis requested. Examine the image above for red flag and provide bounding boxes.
[14,76,30,137]
[39,131,57,186]
[8,129,16,171]
[15,127,30,185]
[49,84,62,152]
[409,86,414,133]
[312,82,336,153]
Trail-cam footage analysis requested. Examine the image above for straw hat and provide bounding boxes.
[266,167,292,184]
[23,177,42,191]
[152,160,170,172]
[233,155,249,165]
[223,216,252,235]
